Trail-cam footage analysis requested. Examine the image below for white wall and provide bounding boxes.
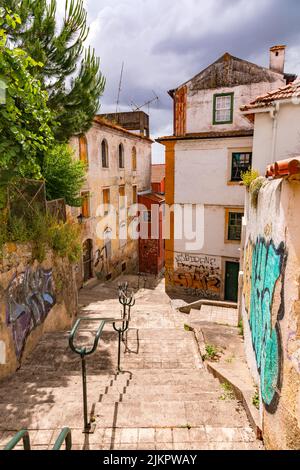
[186,80,284,134]
[174,204,241,259]
[174,136,253,206]
[252,102,300,173]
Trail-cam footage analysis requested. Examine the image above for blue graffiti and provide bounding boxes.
[6,267,56,359]
[249,237,285,412]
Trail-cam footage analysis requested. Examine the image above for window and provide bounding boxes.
[81,191,90,218]
[119,185,125,208]
[102,188,110,215]
[132,147,137,171]
[104,227,112,259]
[132,185,137,205]
[213,93,234,124]
[101,139,109,168]
[143,211,151,223]
[227,211,243,241]
[231,152,252,181]
[79,135,88,166]
[119,222,127,248]
[119,143,124,169]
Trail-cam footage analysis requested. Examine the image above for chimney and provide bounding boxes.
[269,45,286,74]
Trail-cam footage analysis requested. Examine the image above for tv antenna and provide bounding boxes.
[130,90,159,112]
[116,62,124,113]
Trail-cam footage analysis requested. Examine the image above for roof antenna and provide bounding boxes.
[130,90,159,112]
[116,62,124,113]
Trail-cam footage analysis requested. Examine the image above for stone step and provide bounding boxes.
[1,371,220,389]
[93,400,248,428]
[97,391,222,403]
[0,399,248,431]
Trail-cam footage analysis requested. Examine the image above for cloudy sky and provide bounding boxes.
[60,0,300,162]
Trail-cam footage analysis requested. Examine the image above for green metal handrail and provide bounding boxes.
[68,317,125,433]
[52,427,72,450]
[3,430,31,450]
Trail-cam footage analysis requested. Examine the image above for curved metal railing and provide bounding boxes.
[68,284,135,433]
[3,430,31,450]
[52,427,72,450]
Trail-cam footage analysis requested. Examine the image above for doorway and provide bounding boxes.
[225,261,239,302]
[83,239,93,282]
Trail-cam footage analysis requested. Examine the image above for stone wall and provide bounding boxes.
[240,177,300,449]
[0,243,77,380]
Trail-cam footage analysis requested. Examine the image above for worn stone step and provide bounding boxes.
[0,399,247,431]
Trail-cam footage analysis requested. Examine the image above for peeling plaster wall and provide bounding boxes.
[241,178,300,449]
[70,123,152,283]
[0,243,77,381]
[186,81,284,134]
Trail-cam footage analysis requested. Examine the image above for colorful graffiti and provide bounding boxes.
[243,237,286,413]
[167,252,221,299]
[6,267,56,359]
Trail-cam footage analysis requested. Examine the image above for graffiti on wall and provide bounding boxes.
[243,237,286,413]
[6,267,56,359]
[168,252,221,299]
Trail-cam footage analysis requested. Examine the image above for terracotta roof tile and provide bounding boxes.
[157,130,254,142]
[266,157,300,178]
[241,78,300,111]
[151,164,165,183]
[93,116,153,142]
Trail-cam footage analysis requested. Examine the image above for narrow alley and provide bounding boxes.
[0,275,263,450]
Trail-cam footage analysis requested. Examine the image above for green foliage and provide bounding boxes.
[0,9,86,206]
[252,390,260,410]
[203,344,220,361]
[43,144,86,206]
[0,8,55,179]
[241,169,260,188]
[184,324,193,332]
[238,319,244,337]
[219,382,235,401]
[3,0,105,141]
[249,176,266,209]
[48,221,82,262]
[1,212,82,263]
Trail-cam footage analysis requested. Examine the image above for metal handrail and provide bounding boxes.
[3,430,31,450]
[68,317,127,433]
[52,427,72,450]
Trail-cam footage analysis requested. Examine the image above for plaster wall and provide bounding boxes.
[241,178,300,449]
[0,243,77,380]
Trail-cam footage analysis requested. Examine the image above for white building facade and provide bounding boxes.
[158,47,292,301]
[69,115,152,287]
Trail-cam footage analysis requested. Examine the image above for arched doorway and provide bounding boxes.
[83,239,93,282]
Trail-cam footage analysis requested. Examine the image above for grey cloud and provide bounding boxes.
[85,0,300,162]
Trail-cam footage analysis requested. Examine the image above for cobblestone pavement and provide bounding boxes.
[0,275,264,450]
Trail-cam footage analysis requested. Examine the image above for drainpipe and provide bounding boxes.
[270,102,280,163]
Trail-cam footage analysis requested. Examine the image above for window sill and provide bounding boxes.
[227,181,242,186]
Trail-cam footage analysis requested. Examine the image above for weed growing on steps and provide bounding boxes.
[219,382,235,401]
[252,390,260,410]
[203,344,220,361]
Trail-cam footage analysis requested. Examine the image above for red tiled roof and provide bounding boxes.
[157,130,254,142]
[138,191,165,203]
[93,116,153,142]
[266,158,300,178]
[241,78,300,111]
[151,164,165,183]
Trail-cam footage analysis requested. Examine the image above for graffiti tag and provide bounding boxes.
[6,267,56,359]
[243,237,286,412]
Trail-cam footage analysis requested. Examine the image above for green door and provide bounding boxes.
[225,262,239,302]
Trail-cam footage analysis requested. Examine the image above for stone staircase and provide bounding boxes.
[0,275,263,450]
